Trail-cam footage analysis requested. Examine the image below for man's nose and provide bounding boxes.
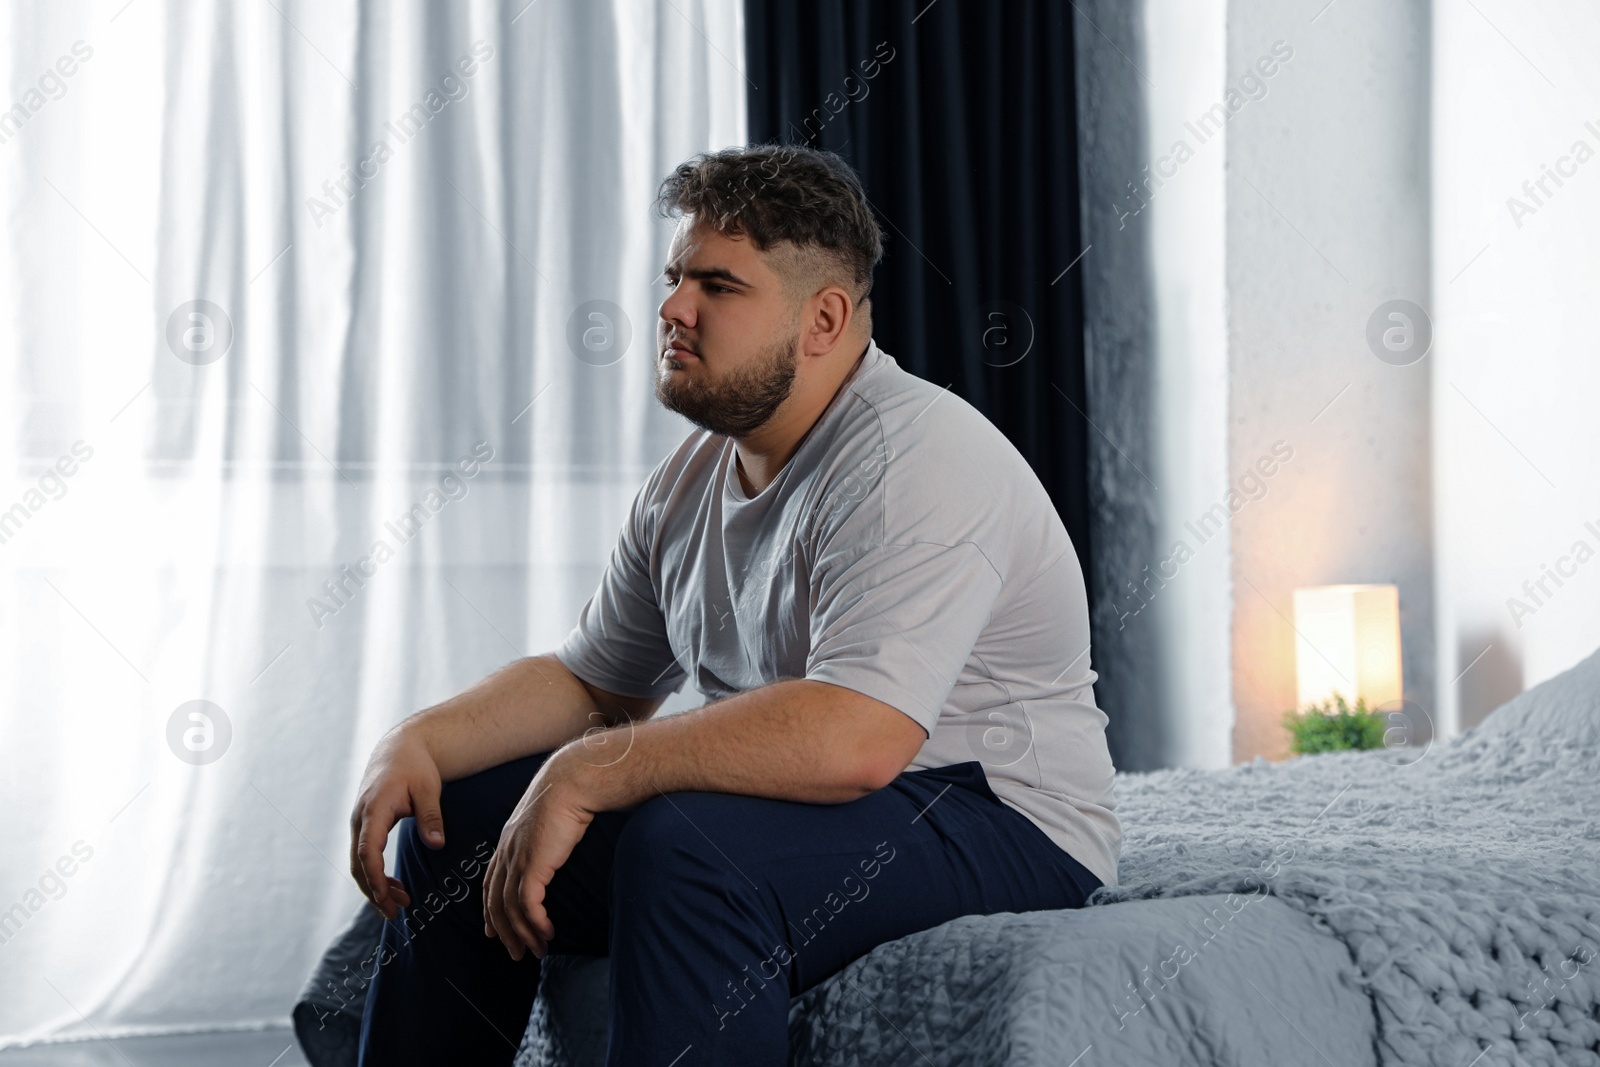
[659,286,695,330]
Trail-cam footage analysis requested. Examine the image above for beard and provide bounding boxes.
[654,330,799,438]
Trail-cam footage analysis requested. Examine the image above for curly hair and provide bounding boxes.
[655,144,884,317]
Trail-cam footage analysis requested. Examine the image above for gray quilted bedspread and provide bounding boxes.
[519,648,1600,1067]
[518,893,1375,1067]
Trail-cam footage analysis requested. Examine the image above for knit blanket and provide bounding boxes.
[1092,647,1600,1067]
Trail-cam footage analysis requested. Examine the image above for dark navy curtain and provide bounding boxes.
[743,0,1094,599]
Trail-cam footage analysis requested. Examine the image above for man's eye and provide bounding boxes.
[662,278,732,294]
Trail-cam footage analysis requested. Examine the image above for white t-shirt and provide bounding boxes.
[555,338,1121,888]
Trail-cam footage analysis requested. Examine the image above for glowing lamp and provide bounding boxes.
[1292,584,1403,710]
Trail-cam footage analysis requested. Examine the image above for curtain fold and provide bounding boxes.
[0,0,744,1043]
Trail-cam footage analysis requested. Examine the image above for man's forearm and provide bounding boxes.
[568,679,925,809]
[401,655,604,781]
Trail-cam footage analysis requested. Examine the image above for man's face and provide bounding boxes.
[655,216,803,438]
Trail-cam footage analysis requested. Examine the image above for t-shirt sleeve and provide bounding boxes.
[554,476,688,700]
[804,538,1003,735]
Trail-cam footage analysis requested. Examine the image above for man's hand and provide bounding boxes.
[482,747,598,960]
[349,725,447,920]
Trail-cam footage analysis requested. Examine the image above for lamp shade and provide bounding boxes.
[1292,584,1403,710]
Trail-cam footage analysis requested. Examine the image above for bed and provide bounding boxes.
[297,645,1600,1066]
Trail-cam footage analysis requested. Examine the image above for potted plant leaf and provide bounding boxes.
[1282,693,1386,756]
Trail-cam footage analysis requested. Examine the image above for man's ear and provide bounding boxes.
[802,284,854,357]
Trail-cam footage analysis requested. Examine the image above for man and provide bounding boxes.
[351,144,1119,1065]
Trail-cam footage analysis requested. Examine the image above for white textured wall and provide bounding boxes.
[1078,0,1596,766]
[1225,0,1435,762]
[1431,1,1600,734]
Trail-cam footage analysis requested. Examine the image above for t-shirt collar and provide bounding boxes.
[723,337,880,505]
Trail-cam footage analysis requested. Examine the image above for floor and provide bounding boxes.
[0,1031,309,1067]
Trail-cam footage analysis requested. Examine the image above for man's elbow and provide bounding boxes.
[802,680,926,795]
[853,756,906,794]
[848,716,927,793]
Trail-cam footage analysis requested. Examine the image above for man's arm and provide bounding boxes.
[481,679,927,957]
[348,653,661,918]
[406,653,666,782]
[576,678,926,806]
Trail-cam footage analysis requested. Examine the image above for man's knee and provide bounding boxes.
[393,754,549,910]
[436,751,550,837]
[612,792,753,900]
[393,813,496,903]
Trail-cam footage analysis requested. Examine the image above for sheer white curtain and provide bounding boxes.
[0,0,743,1044]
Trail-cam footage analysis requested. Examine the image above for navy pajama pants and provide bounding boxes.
[356,753,1101,1066]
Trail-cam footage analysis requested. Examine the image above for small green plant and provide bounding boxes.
[1282,694,1386,755]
